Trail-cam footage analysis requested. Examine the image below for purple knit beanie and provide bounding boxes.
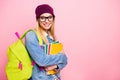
[35,4,55,19]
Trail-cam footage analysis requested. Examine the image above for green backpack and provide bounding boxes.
[6,29,42,80]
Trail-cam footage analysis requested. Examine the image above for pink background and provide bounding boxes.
[0,0,120,80]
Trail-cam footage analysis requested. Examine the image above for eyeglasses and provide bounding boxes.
[39,16,54,22]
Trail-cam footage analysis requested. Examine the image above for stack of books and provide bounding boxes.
[43,42,63,55]
[42,41,63,75]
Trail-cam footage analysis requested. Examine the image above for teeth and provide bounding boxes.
[45,24,49,27]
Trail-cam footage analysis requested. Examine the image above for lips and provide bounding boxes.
[44,23,51,27]
[45,24,50,27]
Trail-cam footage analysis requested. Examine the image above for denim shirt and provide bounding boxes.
[25,31,67,80]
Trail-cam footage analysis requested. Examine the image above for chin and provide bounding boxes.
[45,27,51,30]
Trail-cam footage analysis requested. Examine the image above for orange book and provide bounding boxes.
[49,43,63,55]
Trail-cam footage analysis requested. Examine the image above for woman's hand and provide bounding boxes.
[44,64,58,71]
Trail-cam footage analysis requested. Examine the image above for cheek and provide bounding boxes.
[39,22,43,26]
[39,22,44,26]
[49,22,53,26]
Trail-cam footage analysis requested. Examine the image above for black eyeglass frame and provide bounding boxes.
[39,16,55,22]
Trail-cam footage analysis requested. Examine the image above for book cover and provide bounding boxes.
[43,42,63,75]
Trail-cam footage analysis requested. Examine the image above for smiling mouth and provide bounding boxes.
[44,23,50,27]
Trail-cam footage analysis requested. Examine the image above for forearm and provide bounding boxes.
[57,54,67,70]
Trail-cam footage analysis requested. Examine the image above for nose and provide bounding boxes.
[45,19,49,22]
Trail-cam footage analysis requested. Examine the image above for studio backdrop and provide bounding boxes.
[0,0,120,80]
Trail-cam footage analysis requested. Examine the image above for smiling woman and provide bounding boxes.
[25,4,67,80]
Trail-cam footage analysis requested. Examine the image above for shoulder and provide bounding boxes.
[26,30,35,36]
[25,30,37,40]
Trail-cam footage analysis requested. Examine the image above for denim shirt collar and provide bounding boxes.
[42,31,53,40]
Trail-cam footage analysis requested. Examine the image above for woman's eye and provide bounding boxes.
[40,17,45,19]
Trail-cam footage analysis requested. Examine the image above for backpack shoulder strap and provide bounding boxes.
[33,30,43,45]
[19,29,42,45]
[17,29,42,45]
[20,29,33,40]
[20,29,43,45]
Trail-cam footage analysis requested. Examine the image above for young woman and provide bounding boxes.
[25,4,67,80]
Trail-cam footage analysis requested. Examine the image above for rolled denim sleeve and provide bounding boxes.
[25,31,67,67]
[57,53,67,70]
